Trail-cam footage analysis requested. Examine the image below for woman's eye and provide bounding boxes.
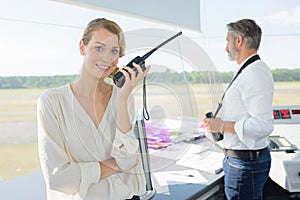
[112,49,119,55]
[95,46,103,52]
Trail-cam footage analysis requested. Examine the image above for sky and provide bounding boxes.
[0,0,300,76]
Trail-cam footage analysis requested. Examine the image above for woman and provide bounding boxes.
[37,18,149,200]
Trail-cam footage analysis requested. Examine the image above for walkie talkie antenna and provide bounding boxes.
[113,31,183,88]
[141,31,182,60]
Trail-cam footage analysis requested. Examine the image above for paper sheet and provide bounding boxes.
[176,150,224,174]
[150,142,208,161]
[153,169,208,186]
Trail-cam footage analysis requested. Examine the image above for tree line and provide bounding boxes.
[0,68,299,89]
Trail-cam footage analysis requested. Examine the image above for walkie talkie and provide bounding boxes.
[113,31,182,88]
[205,112,224,141]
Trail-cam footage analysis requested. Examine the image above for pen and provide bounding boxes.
[170,173,194,177]
[215,168,223,174]
[184,135,206,143]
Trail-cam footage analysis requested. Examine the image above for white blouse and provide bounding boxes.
[221,55,274,150]
[37,84,146,200]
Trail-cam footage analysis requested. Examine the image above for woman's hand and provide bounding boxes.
[117,63,150,98]
[99,159,120,179]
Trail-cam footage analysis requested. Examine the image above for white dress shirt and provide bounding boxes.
[221,54,274,150]
[37,84,146,200]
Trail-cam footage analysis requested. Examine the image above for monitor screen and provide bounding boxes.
[272,106,300,124]
[273,109,291,119]
[292,109,300,115]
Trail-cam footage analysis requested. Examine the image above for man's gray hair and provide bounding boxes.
[227,19,262,50]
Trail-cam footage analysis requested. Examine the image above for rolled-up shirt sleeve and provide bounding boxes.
[233,66,274,148]
[110,94,139,170]
[111,128,139,170]
[78,162,100,198]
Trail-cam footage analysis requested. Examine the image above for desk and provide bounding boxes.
[148,137,225,200]
[0,171,46,200]
[0,137,225,200]
[269,124,300,193]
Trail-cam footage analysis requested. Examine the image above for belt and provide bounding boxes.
[224,147,269,160]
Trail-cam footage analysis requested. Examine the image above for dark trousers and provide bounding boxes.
[223,151,271,200]
[126,195,140,200]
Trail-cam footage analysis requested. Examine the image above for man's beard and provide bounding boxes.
[227,47,238,61]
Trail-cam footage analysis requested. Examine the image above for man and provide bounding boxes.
[204,19,274,200]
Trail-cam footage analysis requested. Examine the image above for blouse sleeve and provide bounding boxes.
[110,94,139,170]
[37,91,100,197]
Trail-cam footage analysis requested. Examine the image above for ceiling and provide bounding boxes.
[51,0,202,32]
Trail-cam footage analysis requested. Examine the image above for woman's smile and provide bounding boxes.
[96,63,110,71]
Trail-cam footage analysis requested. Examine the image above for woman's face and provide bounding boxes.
[80,28,120,79]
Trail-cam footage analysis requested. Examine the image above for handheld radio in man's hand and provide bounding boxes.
[113,31,182,88]
[205,111,224,141]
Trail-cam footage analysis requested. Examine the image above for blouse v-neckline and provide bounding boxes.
[67,84,114,130]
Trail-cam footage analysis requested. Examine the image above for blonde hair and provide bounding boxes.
[81,18,126,57]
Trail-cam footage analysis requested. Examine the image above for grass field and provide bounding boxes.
[0,144,40,180]
[0,82,299,180]
[0,88,42,122]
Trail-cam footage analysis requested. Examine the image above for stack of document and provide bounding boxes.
[176,147,224,174]
[151,142,224,174]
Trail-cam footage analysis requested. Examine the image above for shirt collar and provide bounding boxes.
[234,53,258,75]
[239,53,258,68]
